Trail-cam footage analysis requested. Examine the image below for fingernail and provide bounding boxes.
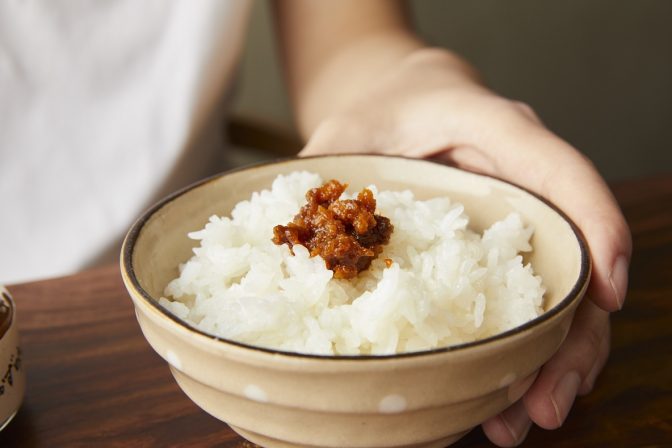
[551,371,581,427]
[609,255,629,310]
[519,419,533,443]
[501,402,532,444]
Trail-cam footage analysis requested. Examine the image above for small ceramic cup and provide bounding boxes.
[0,286,25,431]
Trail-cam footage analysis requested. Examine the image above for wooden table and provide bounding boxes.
[1,175,671,447]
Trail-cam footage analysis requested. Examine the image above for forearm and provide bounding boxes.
[273,0,424,138]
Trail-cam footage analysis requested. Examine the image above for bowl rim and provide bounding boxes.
[121,154,591,360]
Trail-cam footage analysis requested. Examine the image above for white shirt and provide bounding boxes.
[0,0,252,283]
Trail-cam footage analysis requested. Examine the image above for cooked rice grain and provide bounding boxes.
[160,171,544,355]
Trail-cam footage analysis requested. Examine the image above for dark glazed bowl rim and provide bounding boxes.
[121,154,591,361]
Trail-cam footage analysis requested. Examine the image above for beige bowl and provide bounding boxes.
[0,287,25,432]
[121,155,590,448]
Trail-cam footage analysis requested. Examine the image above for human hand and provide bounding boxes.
[300,48,632,446]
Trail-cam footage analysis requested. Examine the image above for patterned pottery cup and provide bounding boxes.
[0,286,25,431]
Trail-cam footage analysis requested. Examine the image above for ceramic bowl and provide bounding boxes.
[0,287,25,432]
[121,155,590,448]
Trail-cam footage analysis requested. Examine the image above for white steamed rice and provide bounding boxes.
[159,171,545,355]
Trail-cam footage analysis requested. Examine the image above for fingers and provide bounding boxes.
[523,299,610,429]
[578,313,610,396]
[482,400,532,447]
[483,298,610,445]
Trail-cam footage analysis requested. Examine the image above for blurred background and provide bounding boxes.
[229,0,671,181]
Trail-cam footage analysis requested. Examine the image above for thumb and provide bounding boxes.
[461,110,632,312]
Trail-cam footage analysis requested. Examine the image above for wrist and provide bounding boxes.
[296,31,422,137]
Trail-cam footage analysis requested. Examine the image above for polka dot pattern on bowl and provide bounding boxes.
[378,394,407,414]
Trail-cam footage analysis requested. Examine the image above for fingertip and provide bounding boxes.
[550,371,581,427]
[579,320,611,396]
[482,401,532,447]
[609,254,629,310]
[482,416,518,447]
[523,385,561,430]
[579,206,631,312]
[523,369,581,430]
[588,252,630,312]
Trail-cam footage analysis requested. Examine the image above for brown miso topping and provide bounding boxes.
[272,180,393,279]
